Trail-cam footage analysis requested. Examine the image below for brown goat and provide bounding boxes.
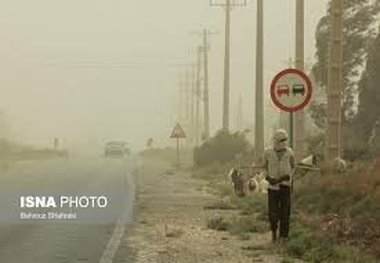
[229,169,260,197]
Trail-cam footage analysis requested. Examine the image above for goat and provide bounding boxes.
[228,169,268,196]
[229,169,248,197]
[333,157,347,174]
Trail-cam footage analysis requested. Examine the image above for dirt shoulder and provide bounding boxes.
[114,158,285,263]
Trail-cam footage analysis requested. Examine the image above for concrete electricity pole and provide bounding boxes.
[254,0,264,163]
[222,0,231,132]
[325,0,343,168]
[294,0,305,160]
[191,28,218,141]
[171,61,197,148]
[279,58,293,133]
[185,69,191,129]
[237,94,243,130]
[210,0,247,132]
[195,46,203,147]
[177,72,185,123]
[193,29,220,140]
[182,69,191,149]
[203,29,211,140]
[190,64,196,145]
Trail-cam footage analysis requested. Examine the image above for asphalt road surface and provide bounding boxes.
[0,155,137,263]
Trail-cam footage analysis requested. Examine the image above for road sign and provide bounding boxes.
[170,124,186,139]
[270,68,313,113]
[170,123,186,169]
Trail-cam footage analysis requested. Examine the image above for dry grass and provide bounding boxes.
[198,159,380,261]
[292,164,380,260]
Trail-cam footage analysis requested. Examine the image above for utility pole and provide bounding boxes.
[190,64,196,145]
[325,0,343,168]
[170,62,195,149]
[294,0,305,160]
[210,0,247,132]
[237,94,243,130]
[255,0,264,163]
[279,58,293,134]
[203,29,210,140]
[222,0,231,132]
[185,69,191,130]
[195,46,202,147]
[190,28,219,140]
[178,72,185,123]
[53,138,59,150]
[184,68,191,149]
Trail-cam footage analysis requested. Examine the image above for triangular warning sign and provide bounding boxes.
[170,124,186,139]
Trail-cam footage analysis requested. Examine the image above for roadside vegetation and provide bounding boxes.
[192,132,380,263]
[0,139,68,164]
[140,147,177,161]
[288,167,380,262]
[193,130,252,167]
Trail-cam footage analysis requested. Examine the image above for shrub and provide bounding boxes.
[193,130,252,167]
[207,215,231,231]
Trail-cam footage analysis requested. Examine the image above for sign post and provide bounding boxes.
[270,68,313,149]
[170,123,187,168]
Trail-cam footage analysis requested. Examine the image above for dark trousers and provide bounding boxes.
[268,185,291,238]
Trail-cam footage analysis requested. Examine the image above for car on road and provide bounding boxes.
[104,141,130,158]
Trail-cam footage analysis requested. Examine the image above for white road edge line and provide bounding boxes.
[100,159,136,263]
[99,219,125,263]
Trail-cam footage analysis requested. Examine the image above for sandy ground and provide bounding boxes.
[114,158,287,263]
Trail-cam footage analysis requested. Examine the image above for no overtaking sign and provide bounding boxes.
[270,68,313,112]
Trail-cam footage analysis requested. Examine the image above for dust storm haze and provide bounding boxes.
[0,0,326,152]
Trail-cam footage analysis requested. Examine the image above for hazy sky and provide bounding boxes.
[0,0,327,151]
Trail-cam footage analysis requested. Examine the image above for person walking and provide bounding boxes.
[263,129,295,242]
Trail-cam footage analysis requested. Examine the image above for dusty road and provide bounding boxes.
[114,158,284,263]
[0,156,137,263]
[0,156,290,262]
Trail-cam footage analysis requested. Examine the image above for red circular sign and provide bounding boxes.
[270,68,313,112]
